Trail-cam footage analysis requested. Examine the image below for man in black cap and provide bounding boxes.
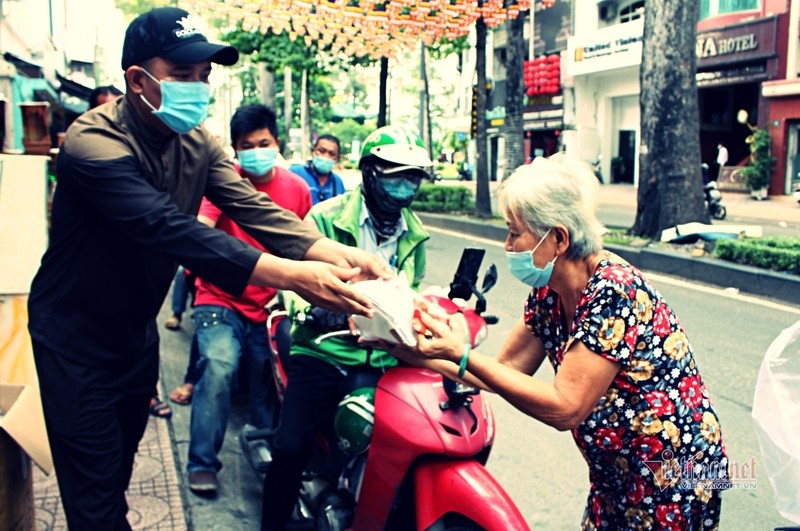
[27,7,390,530]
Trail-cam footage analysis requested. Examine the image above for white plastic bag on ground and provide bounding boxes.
[752,319,800,524]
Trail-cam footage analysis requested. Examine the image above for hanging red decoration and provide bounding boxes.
[522,53,561,96]
[190,0,534,60]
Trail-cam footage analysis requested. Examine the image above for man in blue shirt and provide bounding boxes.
[290,134,346,204]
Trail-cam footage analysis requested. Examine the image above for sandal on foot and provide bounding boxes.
[149,397,173,419]
[165,315,181,330]
[169,383,194,405]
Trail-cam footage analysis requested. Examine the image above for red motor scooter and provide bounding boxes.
[240,248,529,531]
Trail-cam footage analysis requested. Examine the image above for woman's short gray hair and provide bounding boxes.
[498,154,605,260]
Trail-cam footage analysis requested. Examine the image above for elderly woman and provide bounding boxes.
[398,155,728,529]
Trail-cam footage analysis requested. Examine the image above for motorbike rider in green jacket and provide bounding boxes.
[261,125,433,530]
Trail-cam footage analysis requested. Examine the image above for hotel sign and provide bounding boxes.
[696,16,777,68]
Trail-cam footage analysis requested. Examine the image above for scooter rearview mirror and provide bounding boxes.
[481,264,498,294]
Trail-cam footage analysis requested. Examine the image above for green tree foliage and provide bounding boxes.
[427,35,470,61]
[326,118,377,163]
[223,27,319,74]
[220,22,377,150]
[271,72,338,140]
[237,66,261,107]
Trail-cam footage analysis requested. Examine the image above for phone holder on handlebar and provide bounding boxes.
[448,248,498,316]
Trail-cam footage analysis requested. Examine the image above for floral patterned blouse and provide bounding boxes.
[524,254,728,530]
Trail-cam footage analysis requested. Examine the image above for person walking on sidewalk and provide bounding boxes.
[716,142,729,181]
[26,7,390,531]
[186,104,313,493]
[290,134,346,204]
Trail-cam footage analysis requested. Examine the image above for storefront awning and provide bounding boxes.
[56,73,93,101]
[3,52,44,78]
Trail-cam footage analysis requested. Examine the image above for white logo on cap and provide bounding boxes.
[174,14,203,38]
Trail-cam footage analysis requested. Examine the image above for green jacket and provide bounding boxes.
[284,185,429,369]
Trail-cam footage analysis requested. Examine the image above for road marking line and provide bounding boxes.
[427,226,800,316]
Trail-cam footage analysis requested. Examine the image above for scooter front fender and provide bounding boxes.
[414,459,529,531]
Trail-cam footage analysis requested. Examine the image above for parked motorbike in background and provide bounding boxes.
[240,248,529,531]
[704,181,727,220]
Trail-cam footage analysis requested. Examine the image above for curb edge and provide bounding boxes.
[419,212,799,307]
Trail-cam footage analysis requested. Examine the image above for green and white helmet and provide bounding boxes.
[334,387,376,457]
[359,125,433,169]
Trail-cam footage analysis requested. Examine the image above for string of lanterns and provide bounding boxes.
[186,0,533,59]
[523,53,560,97]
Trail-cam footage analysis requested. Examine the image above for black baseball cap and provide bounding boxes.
[121,7,238,70]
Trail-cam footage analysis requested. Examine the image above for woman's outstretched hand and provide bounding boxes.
[409,298,462,364]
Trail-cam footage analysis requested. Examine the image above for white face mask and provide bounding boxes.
[505,228,557,287]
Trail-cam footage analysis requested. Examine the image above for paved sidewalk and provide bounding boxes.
[594,183,799,225]
[33,408,188,531]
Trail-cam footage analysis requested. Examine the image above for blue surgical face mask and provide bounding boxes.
[237,147,278,177]
[380,177,420,201]
[312,155,335,174]
[506,228,557,288]
[140,68,211,134]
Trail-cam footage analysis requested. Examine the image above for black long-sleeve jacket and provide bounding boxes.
[28,97,320,366]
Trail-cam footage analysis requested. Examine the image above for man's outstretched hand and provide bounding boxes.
[249,238,396,317]
[283,260,375,317]
[304,239,395,282]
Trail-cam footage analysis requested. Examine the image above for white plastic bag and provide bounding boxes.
[752,319,800,524]
[350,277,418,347]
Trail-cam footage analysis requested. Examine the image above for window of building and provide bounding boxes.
[699,0,759,20]
[619,1,645,23]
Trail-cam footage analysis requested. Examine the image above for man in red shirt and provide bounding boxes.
[186,104,312,492]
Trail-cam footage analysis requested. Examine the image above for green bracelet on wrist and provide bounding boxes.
[457,344,471,379]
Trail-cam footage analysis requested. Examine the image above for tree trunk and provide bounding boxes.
[259,64,275,109]
[633,0,707,238]
[502,13,526,181]
[301,69,311,160]
[378,57,389,127]
[474,17,491,218]
[419,44,433,161]
[283,66,293,158]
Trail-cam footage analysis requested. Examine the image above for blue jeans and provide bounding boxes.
[187,305,275,473]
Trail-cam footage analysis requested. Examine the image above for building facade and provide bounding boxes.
[563,0,796,196]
